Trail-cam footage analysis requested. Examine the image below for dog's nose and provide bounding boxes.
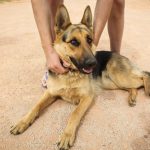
[84,58,97,68]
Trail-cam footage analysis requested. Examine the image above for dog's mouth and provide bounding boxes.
[82,67,94,74]
[69,56,97,74]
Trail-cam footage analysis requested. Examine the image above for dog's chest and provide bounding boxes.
[47,72,92,104]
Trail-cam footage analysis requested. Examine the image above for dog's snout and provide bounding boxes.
[84,58,97,68]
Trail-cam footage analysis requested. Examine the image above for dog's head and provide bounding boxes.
[54,5,97,74]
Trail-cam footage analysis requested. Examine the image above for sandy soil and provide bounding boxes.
[0,0,150,150]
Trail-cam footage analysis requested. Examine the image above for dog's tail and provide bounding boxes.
[143,71,150,96]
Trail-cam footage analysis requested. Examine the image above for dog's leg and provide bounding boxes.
[143,72,150,96]
[58,96,93,150]
[128,88,137,107]
[10,90,56,135]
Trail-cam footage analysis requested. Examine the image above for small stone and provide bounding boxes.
[144,135,148,138]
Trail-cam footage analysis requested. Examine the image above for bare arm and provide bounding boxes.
[31,0,67,73]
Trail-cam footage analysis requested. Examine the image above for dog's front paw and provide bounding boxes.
[57,132,75,150]
[10,120,30,135]
[128,97,136,107]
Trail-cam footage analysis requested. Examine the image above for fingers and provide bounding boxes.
[62,60,71,68]
[47,61,69,74]
[52,65,68,74]
[45,49,70,74]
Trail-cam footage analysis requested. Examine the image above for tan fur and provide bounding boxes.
[128,88,137,106]
[106,54,144,89]
[143,72,150,96]
[10,5,150,150]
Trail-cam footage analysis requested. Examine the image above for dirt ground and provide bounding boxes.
[0,0,150,150]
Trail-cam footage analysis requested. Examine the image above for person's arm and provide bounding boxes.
[31,0,67,73]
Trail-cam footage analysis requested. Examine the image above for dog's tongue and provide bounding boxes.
[82,68,93,74]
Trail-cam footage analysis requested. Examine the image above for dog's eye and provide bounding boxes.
[87,37,92,44]
[70,39,80,47]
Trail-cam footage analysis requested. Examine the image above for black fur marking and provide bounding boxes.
[92,51,113,78]
[62,34,67,42]
[69,57,80,68]
[71,26,91,34]
[71,27,82,33]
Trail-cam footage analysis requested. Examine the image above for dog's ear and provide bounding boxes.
[55,5,71,32]
[81,6,92,28]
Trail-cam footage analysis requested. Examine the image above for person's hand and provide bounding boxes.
[46,47,69,74]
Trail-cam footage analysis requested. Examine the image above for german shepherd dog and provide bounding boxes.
[10,5,150,150]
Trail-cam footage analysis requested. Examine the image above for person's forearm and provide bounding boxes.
[31,0,54,58]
